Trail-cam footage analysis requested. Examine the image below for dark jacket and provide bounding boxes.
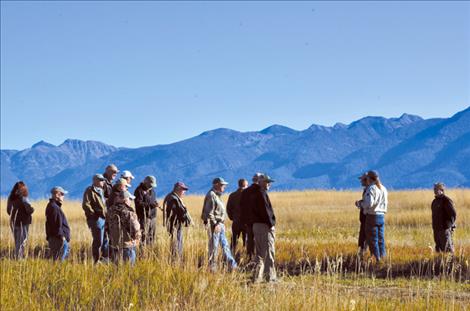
[45,199,70,242]
[240,184,257,226]
[103,175,113,206]
[8,196,34,227]
[227,189,244,223]
[251,185,276,227]
[82,186,107,220]
[165,192,191,233]
[134,183,158,221]
[431,195,456,231]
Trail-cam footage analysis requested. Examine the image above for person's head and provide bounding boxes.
[104,164,119,181]
[143,175,157,189]
[92,174,106,188]
[434,182,445,197]
[117,190,135,207]
[258,174,275,191]
[115,178,129,191]
[120,170,135,188]
[9,181,28,200]
[252,172,263,184]
[238,179,248,190]
[173,181,189,197]
[366,170,382,189]
[212,177,228,193]
[358,173,368,187]
[51,186,67,203]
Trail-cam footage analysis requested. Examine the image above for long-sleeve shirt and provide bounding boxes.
[432,195,457,231]
[45,199,70,242]
[201,189,226,227]
[360,184,388,215]
[227,189,244,223]
[134,183,158,221]
[82,186,107,220]
[251,185,276,227]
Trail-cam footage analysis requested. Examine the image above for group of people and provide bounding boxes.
[5,165,457,282]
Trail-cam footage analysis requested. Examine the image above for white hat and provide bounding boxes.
[121,170,135,180]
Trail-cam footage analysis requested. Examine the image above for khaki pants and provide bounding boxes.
[253,223,276,282]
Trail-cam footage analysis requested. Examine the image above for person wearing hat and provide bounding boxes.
[45,186,70,261]
[120,170,135,188]
[358,170,388,262]
[239,172,263,261]
[201,177,237,272]
[431,182,457,253]
[102,164,119,206]
[109,178,130,207]
[107,190,141,265]
[82,174,109,263]
[227,178,248,255]
[251,174,277,283]
[163,182,192,260]
[354,172,369,257]
[134,175,160,245]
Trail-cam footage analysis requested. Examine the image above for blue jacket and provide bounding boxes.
[45,199,71,242]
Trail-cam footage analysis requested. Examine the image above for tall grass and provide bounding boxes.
[1,190,469,310]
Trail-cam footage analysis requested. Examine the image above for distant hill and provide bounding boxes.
[1,107,469,199]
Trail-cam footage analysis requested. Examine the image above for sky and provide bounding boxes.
[1,1,469,150]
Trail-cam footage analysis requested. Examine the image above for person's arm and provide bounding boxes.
[6,197,13,216]
[206,193,218,227]
[361,187,376,213]
[82,189,94,217]
[226,193,234,221]
[129,212,142,243]
[48,206,63,238]
[444,198,457,227]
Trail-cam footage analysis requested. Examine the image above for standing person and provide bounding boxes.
[120,170,135,188]
[227,178,248,254]
[354,173,369,257]
[164,182,192,261]
[6,181,34,259]
[82,174,109,263]
[360,170,388,262]
[45,186,70,261]
[134,175,159,245]
[109,178,130,207]
[252,174,277,283]
[107,190,141,265]
[201,177,237,272]
[431,182,457,253]
[103,164,119,206]
[239,173,263,261]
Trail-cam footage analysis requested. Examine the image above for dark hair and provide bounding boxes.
[8,181,28,200]
[238,179,248,188]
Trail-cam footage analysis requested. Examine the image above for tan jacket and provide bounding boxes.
[107,203,141,249]
[201,189,226,227]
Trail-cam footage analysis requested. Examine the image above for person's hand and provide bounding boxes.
[214,224,222,233]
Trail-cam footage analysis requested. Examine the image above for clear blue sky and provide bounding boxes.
[1,1,469,150]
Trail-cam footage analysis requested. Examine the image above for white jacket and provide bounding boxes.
[361,184,388,215]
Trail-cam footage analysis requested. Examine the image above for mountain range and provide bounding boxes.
[2,106,469,199]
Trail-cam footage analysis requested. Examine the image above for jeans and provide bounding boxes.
[253,223,277,282]
[48,236,70,261]
[365,214,386,261]
[12,225,29,259]
[87,217,109,262]
[433,229,454,253]
[171,227,184,260]
[231,221,247,254]
[112,247,136,265]
[208,223,237,271]
[139,215,157,245]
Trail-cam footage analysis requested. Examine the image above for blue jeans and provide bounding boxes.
[87,217,109,262]
[13,225,29,259]
[365,214,386,261]
[48,236,70,261]
[171,227,184,260]
[208,223,237,270]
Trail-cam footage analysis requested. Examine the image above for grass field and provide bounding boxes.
[1,190,469,310]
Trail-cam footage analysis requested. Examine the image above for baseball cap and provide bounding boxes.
[174,181,189,190]
[212,177,228,185]
[252,172,263,182]
[121,170,135,179]
[258,174,275,183]
[93,173,106,181]
[51,186,68,195]
[144,175,157,188]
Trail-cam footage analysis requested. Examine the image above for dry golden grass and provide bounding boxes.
[1,189,469,310]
